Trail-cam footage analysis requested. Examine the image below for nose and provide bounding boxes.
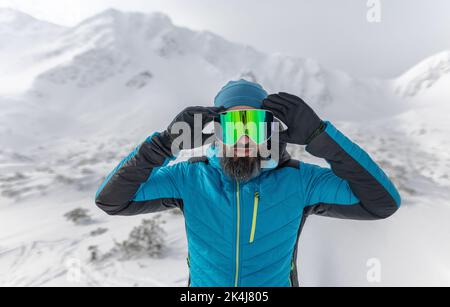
[236,135,250,145]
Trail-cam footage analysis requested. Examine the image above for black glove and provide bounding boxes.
[160,106,224,154]
[262,93,324,145]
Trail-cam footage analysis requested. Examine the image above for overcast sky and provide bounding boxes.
[1,0,449,78]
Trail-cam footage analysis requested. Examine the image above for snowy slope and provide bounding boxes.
[0,9,407,148]
[0,8,66,95]
[395,51,450,98]
[0,9,449,286]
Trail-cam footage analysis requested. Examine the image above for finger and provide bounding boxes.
[184,107,203,118]
[262,99,289,118]
[262,105,286,123]
[262,99,283,113]
[265,94,293,108]
[187,106,221,115]
[203,107,224,120]
[202,111,220,125]
[278,92,301,101]
[267,109,287,125]
[209,106,226,113]
[267,94,298,107]
[278,92,306,106]
[263,96,286,108]
[266,94,290,104]
[185,107,220,125]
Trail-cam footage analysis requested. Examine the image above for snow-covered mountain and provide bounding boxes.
[0,8,63,36]
[0,8,407,148]
[0,8,449,287]
[395,51,450,98]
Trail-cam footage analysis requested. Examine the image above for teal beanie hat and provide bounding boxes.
[214,79,268,109]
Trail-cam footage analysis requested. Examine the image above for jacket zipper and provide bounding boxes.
[249,192,260,243]
[187,255,191,287]
[234,180,241,287]
[289,260,294,287]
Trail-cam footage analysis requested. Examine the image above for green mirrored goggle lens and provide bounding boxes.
[215,109,274,145]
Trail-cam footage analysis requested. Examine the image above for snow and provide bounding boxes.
[0,8,449,287]
[0,9,66,95]
[395,51,450,97]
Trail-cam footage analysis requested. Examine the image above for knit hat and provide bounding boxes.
[214,79,268,109]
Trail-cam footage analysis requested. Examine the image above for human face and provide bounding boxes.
[218,106,263,181]
[221,106,259,158]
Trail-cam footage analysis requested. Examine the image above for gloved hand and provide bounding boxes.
[161,106,224,153]
[262,93,325,145]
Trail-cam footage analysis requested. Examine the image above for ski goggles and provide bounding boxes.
[214,109,275,145]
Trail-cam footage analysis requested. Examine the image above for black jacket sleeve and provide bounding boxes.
[299,122,401,220]
[95,131,184,216]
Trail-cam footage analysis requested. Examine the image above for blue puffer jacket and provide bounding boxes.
[95,121,401,287]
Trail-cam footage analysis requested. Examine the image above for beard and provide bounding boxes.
[220,155,262,181]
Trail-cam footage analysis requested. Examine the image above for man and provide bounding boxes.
[95,79,401,287]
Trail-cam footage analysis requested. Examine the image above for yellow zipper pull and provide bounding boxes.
[249,192,260,243]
